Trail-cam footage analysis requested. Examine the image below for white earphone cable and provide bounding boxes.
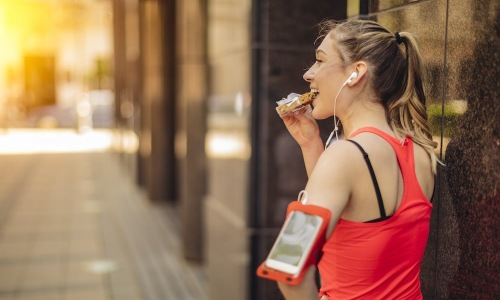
[325,80,348,149]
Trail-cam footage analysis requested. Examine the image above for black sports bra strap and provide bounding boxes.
[346,140,386,219]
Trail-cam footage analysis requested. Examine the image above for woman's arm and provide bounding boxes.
[281,108,324,176]
[278,266,319,300]
[276,141,356,299]
[300,138,325,177]
[303,140,354,236]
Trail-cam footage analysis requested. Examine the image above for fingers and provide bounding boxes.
[282,108,317,129]
[293,105,312,117]
[277,105,312,119]
[281,114,294,124]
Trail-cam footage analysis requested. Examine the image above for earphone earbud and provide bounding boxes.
[346,71,358,84]
[326,71,360,149]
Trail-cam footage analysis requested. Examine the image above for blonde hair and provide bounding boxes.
[318,19,438,174]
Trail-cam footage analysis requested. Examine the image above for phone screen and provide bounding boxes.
[265,211,323,274]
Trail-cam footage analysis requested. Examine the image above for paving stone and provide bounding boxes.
[0,152,207,300]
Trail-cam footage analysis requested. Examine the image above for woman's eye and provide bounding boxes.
[304,58,322,70]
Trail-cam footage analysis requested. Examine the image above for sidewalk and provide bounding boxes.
[0,152,207,300]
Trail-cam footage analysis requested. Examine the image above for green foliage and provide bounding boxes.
[427,102,465,138]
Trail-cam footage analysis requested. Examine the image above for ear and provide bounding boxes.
[347,61,368,87]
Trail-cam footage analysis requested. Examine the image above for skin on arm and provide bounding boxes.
[277,141,356,299]
[278,266,318,300]
[281,107,324,176]
[303,140,354,239]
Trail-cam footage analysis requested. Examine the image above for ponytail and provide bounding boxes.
[387,32,439,174]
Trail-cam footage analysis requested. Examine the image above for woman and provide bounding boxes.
[276,19,438,300]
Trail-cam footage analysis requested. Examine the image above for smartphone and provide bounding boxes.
[265,210,323,276]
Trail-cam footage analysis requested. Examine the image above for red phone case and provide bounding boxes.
[256,201,331,285]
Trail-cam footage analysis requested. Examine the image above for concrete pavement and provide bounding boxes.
[0,152,207,300]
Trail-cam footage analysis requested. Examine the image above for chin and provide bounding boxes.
[311,109,329,120]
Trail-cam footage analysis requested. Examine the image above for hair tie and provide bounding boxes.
[395,32,403,44]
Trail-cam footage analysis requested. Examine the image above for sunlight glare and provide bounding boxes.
[0,129,114,155]
[206,131,250,159]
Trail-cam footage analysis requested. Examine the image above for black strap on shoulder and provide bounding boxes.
[346,139,386,219]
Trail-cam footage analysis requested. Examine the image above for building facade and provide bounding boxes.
[113,0,499,299]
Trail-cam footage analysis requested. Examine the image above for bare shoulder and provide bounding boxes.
[349,132,396,157]
[305,140,362,234]
[310,140,362,180]
[306,141,365,201]
[413,142,432,166]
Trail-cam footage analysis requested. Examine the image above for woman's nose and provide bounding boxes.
[303,67,314,82]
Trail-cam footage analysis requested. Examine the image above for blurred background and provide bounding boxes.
[0,0,114,132]
[0,0,498,300]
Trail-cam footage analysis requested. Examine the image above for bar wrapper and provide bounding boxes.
[276,92,317,116]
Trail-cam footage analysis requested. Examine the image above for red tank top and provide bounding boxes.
[318,127,432,300]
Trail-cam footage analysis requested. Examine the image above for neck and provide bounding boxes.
[340,101,392,138]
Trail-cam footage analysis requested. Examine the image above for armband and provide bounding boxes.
[256,196,331,285]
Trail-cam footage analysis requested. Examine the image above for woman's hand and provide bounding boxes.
[280,106,324,176]
[280,106,321,148]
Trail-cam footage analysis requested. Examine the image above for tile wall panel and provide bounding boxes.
[443,0,499,298]
[267,1,341,45]
[369,0,427,13]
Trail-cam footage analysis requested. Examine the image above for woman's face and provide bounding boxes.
[303,35,349,120]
